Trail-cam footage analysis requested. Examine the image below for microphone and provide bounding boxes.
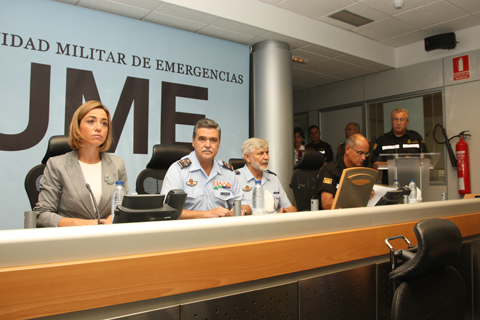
[86,183,101,225]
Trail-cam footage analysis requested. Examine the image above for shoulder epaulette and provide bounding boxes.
[177,158,192,169]
[266,170,276,176]
[235,170,240,175]
[222,161,234,171]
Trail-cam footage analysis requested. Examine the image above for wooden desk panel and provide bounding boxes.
[1,212,478,319]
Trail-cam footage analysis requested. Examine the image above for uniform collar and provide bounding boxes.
[190,151,221,177]
[243,164,270,184]
[387,129,412,138]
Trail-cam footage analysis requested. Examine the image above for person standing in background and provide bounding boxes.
[305,125,333,164]
[294,127,306,164]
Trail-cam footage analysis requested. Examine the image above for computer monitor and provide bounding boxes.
[113,189,187,223]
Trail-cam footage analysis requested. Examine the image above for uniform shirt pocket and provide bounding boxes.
[186,186,204,199]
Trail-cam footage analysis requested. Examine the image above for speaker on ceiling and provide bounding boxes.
[424,32,457,52]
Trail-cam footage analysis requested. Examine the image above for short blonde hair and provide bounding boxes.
[68,101,113,152]
[391,108,409,120]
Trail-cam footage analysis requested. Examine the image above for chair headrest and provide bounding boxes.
[42,135,72,164]
[229,158,246,170]
[146,144,191,170]
[294,150,325,170]
[389,218,462,282]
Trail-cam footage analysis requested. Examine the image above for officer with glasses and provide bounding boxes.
[372,108,428,185]
[316,134,372,210]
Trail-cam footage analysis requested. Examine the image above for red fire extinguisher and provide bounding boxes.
[456,131,471,194]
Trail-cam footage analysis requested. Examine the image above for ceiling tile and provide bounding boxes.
[154,3,219,24]
[278,0,356,20]
[335,54,374,66]
[308,59,357,75]
[300,44,344,58]
[382,29,432,47]
[109,0,160,10]
[302,75,343,87]
[394,1,467,29]
[363,63,393,72]
[360,0,439,16]
[258,32,310,49]
[446,0,480,14]
[292,68,325,82]
[291,49,330,64]
[211,19,270,38]
[142,12,208,33]
[78,0,150,19]
[293,82,315,92]
[53,0,79,5]
[355,17,417,41]
[332,66,377,79]
[422,15,480,34]
[197,26,255,43]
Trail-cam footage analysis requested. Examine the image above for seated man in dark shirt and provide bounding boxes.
[316,134,370,210]
[372,108,428,185]
[305,125,333,164]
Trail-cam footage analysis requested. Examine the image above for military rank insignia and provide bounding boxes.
[186,179,197,187]
[222,161,234,171]
[373,143,377,150]
[214,181,231,190]
[177,158,192,169]
[242,185,252,192]
[323,177,333,185]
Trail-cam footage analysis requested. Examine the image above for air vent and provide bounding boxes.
[329,10,373,27]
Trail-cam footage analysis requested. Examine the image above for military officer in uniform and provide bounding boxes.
[316,134,373,210]
[305,125,333,164]
[161,118,251,219]
[237,138,297,213]
[372,108,428,185]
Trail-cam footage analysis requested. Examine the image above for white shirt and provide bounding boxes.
[78,160,102,206]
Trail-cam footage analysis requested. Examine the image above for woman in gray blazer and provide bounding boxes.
[35,101,129,227]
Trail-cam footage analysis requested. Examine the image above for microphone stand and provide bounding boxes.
[86,183,101,225]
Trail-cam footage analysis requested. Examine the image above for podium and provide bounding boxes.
[377,153,440,197]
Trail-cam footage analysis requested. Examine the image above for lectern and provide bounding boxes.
[377,153,440,198]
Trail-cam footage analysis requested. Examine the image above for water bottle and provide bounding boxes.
[111,181,125,221]
[252,180,264,215]
[408,179,417,204]
[392,179,400,189]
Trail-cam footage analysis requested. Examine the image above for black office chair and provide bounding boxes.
[136,144,191,194]
[289,150,324,211]
[24,135,72,209]
[385,218,466,320]
[229,158,246,170]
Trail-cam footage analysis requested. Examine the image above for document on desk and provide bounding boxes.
[367,185,396,207]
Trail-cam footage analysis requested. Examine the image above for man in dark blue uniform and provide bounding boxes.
[371,108,428,185]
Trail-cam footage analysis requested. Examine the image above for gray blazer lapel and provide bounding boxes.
[64,151,97,219]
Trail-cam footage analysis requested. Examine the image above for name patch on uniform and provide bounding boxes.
[382,145,400,150]
[403,144,419,148]
[319,150,325,154]
[221,192,230,196]
[323,177,332,184]
[273,192,280,194]
[186,179,198,187]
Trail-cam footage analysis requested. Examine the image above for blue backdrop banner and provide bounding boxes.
[0,0,249,229]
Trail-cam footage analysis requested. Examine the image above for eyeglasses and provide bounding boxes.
[349,146,369,158]
[392,118,407,123]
